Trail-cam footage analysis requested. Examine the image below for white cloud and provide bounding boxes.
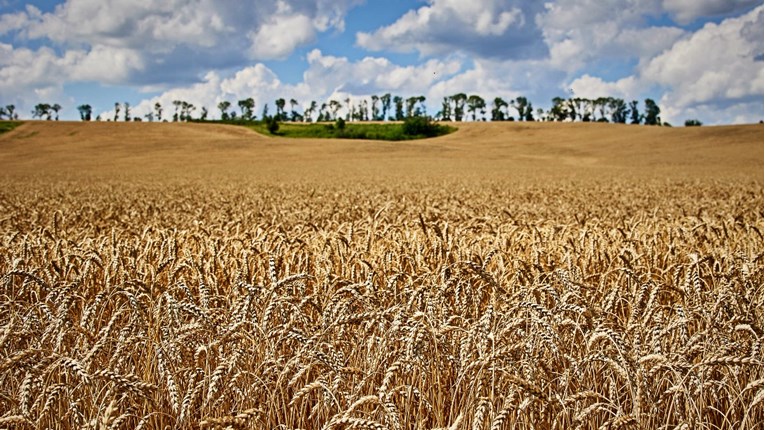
[641,6,763,122]
[249,13,316,60]
[537,0,686,72]
[662,0,761,24]
[569,74,641,100]
[0,0,361,86]
[356,0,546,59]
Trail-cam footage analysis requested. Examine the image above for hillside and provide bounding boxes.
[0,121,761,181]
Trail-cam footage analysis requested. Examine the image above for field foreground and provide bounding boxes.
[0,122,762,429]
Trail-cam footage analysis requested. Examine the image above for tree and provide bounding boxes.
[392,96,404,121]
[380,93,392,121]
[644,98,660,125]
[123,102,131,122]
[275,98,286,121]
[511,97,532,121]
[238,98,255,121]
[305,101,317,122]
[405,97,418,118]
[438,97,453,121]
[467,95,486,121]
[524,101,535,121]
[5,105,17,120]
[77,104,92,121]
[629,100,641,124]
[0,106,5,120]
[51,104,61,121]
[217,101,231,120]
[416,96,426,117]
[361,99,369,121]
[491,97,508,121]
[289,98,299,122]
[184,102,196,121]
[685,119,702,126]
[154,102,163,122]
[370,95,380,121]
[114,102,121,122]
[172,100,181,122]
[32,103,52,120]
[451,93,467,121]
[549,97,567,122]
[595,97,610,122]
[329,100,341,120]
[610,98,628,123]
[200,107,208,121]
[144,112,154,122]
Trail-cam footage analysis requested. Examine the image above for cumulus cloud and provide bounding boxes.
[662,0,761,24]
[356,0,547,59]
[537,0,687,72]
[641,6,763,122]
[0,0,361,85]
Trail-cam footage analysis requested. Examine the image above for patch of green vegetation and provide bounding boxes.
[0,121,22,135]
[229,117,456,141]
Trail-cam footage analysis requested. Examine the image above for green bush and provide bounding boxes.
[335,117,346,130]
[266,116,280,134]
[684,119,702,127]
[402,116,444,137]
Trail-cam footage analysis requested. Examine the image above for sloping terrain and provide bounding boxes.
[0,121,761,181]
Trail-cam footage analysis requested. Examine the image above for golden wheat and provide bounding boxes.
[0,175,762,430]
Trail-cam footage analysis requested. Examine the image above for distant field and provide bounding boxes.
[0,121,762,429]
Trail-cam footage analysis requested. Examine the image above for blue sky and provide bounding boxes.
[0,0,762,124]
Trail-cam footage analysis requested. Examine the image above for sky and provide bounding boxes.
[0,0,762,125]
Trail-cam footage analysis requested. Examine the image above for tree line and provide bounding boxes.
[2,95,683,126]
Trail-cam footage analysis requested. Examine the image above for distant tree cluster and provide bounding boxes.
[7,94,679,126]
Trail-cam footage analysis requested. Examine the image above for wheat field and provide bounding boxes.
[0,122,762,429]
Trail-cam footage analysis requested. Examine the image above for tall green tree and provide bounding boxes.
[275,98,286,121]
[114,102,121,121]
[370,95,380,121]
[629,100,641,124]
[77,104,92,121]
[491,97,508,121]
[217,101,231,120]
[172,100,181,122]
[329,100,341,120]
[154,102,163,122]
[123,102,131,122]
[467,95,486,121]
[405,97,418,118]
[549,97,567,122]
[33,103,52,120]
[393,96,404,121]
[451,93,467,121]
[380,93,392,121]
[511,97,533,121]
[439,97,452,121]
[5,105,17,120]
[643,98,660,125]
[289,99,300,122]
[305,101,317,122]
[200,107,208,121]
[609,98,627,123]
[238,98,255,121]
[51,104,61,121]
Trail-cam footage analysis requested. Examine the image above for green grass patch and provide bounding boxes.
[212,117,456,141]
[0,121,22,134]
